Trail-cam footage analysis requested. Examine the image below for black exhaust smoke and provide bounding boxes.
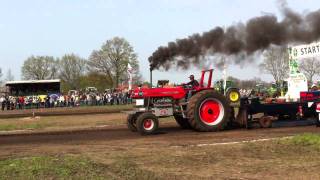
[148,2,320,71]
[150,68,153,87]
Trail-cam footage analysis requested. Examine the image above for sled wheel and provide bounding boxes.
[259,116,273,128]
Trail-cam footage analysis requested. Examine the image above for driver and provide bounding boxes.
[186,75,199,88]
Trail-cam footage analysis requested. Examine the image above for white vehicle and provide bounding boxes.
[85,87,98,94]
[68,90,79,96]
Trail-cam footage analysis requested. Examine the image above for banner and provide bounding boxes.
[291,41,320,59]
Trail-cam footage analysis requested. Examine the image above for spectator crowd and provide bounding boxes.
[0,89,132,111]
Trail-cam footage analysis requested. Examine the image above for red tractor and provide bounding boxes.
[127,69,241,135]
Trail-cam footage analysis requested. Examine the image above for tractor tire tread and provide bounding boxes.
[187,90,230,132]
[127,114,137,132]
[174,115,192,129]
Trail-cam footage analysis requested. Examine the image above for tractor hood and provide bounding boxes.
[132,86,186,100]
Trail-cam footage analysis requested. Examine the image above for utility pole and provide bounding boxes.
[222,56,227,95]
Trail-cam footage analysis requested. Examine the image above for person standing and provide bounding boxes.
[96,94,99,106]
[10,97,15,110]
[49,96,54,108]
[59,95,65,107]
[45,96,50,108]
[71,94,75,107]
[0,96,5,111]
[6,96,10,110]
[19,96,25,109]
[35,96,40,109]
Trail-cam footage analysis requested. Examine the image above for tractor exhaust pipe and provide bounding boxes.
[150,68,153,88]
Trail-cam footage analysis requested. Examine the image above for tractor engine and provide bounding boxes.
[152,97,173,105]
[131,86,186,100]
[151,97,174,117]
[132,87,185,117]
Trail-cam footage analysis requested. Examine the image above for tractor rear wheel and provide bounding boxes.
[136,112,159,135]
[127,114,137,132]
[187,90,230,132]
[174,114,192,129]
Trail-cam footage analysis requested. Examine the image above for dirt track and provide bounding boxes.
[1,121,319,147]
[1,118,320,180]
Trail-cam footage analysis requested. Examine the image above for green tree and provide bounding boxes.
[21,56,58,80]
[79,72,113,92]
[227,76,241,88]
[59,54,87,90]
[142,81,151,87]
[88,37,139,88]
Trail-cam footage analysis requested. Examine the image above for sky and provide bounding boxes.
[0,0,319,84]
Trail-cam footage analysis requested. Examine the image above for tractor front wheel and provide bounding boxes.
[187,90,230,132]
[136,112,159,135]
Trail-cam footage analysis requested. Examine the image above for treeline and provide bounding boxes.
[227,76,269,89]
[20,37,142,93]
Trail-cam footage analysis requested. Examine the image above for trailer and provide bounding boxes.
[236,93,319,129]
[235,42,320,129]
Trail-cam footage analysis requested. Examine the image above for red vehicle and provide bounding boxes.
[126,69,241,135]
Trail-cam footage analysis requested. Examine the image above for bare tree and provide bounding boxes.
[88,37,139,88]
[59,54,87,90]
[22,56,58,80]
[87,50,113,81]
[260,46,289,84]
[299,58,320,83]
[5,69,14,81]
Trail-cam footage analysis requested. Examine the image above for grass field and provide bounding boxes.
[0,155,109,180]
[0,105,135,132]
[0,104,133,119]
[0,113,127,132]
[1,133,320,179]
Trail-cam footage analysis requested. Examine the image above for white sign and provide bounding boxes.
[136,99,144,106]
[292,42,320,59]
[285,73,308,101]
